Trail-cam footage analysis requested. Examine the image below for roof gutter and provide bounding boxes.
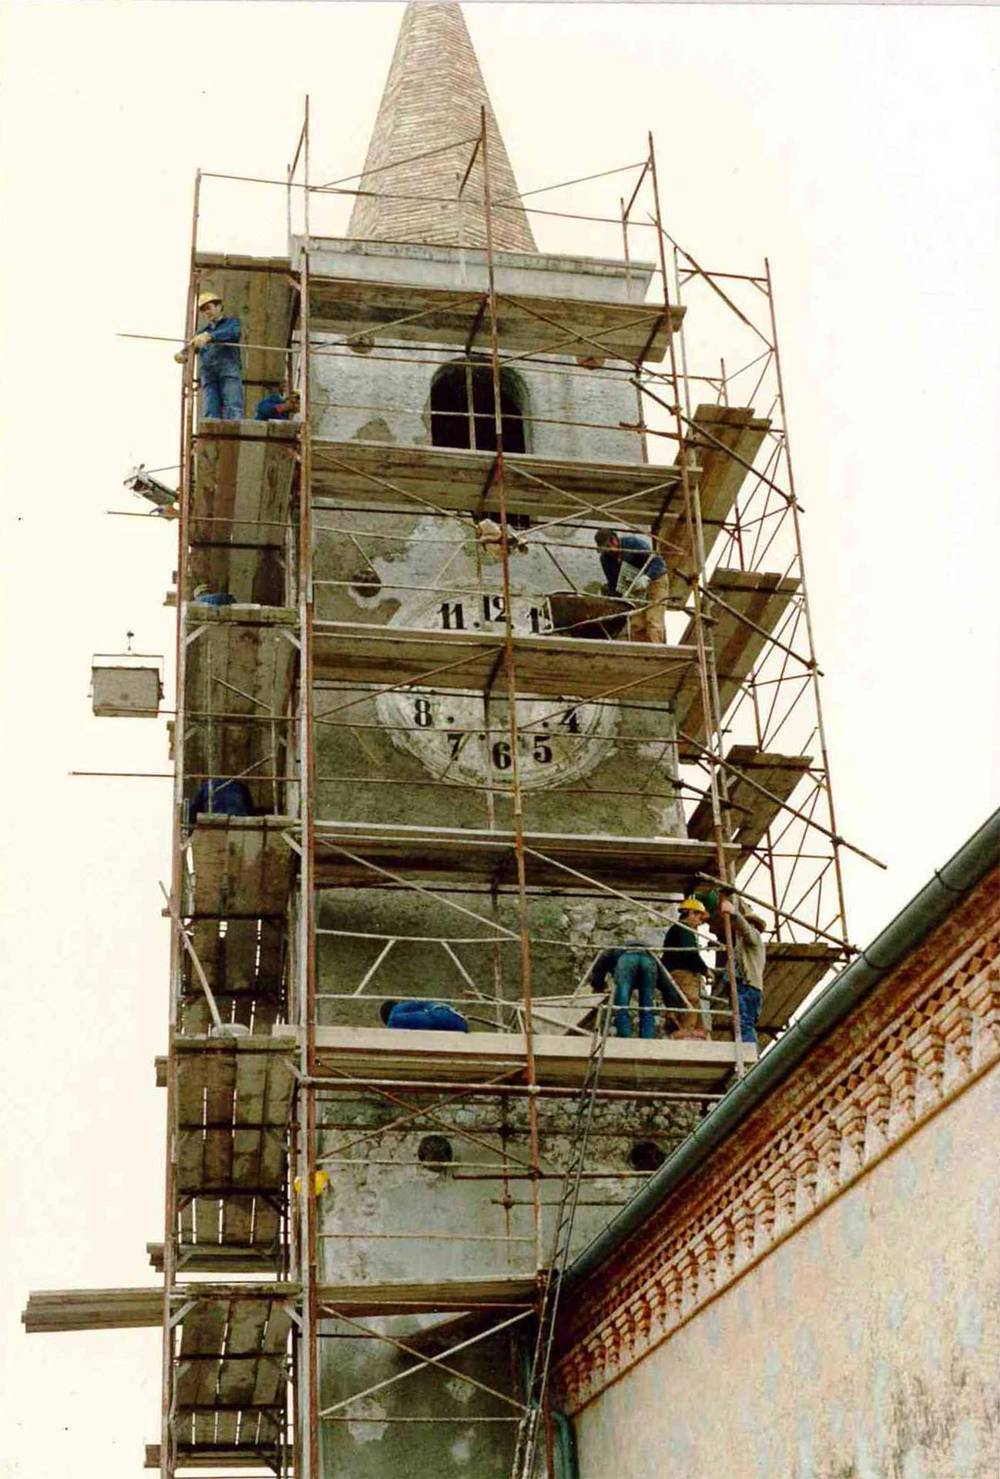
[567,808,1000,1289]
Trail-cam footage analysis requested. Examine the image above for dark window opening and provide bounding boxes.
[430,362,527,455]
[628,1139,667,1174]
[417,1134,454,1169]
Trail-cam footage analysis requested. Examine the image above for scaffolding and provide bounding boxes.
[27,93,878,1479]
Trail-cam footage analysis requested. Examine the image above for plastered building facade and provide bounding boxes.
[556,817,1000,1479]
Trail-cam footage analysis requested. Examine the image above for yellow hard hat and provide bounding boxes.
[679,897,708,916]
[293,1170,330,1197]
[198,290,222,309]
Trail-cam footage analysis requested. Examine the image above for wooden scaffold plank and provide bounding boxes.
[674,568,800,747]
[311,438,688,522]
[184,817,296,919]
[313,622,695,702]
[313,820,727,895]
[308,271,682,362]
[687,745,813,854]
[273,1022,754,1091]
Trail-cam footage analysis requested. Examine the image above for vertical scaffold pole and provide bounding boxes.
[295,93,321,1479]
[764,258,849,944]
[644,135,745,1076]
[478,105,543,1265]
[161,166,201,1479]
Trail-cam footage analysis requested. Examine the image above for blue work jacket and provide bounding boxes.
[600,533,667,594]
[386,1001,469,1033]
[199,316,242,377]
[255,392,292,421]
[189,778,253,823]
[193,592,236,607]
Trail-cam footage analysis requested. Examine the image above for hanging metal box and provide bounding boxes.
[91,664,162,717]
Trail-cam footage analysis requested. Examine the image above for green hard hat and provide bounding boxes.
[695,887,720,915]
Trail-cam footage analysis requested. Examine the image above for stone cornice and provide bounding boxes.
[554,870,1000,1414]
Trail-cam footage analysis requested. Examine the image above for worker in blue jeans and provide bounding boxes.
[591,944,659,1039]
[379,999,469,1032]
[175,290,243,420]
[709,899,767,1046]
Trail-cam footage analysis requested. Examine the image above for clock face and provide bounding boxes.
[375,591,619,791]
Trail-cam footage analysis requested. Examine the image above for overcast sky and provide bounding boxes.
[1,3,998,1474]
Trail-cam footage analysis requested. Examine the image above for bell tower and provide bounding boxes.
[24,5,856,1477]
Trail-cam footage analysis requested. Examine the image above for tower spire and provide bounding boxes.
[347,2,537,253]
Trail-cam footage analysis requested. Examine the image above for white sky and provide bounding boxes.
[1,3,998,1474]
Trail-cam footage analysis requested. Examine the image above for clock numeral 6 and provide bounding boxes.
[491,739,513,771]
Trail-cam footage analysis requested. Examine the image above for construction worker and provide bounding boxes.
[174,291,243,421]
[379,999,470,1032]
[188,777,254,826]
[660,898,711,1039]
[594,528,669,643]
[192,584,235,607]
[255,389,301,421]
[591,943,659,1040]
[709,898,767,1046]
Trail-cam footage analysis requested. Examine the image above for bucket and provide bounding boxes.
[547,591,634,640]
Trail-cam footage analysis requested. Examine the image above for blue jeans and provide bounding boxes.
[738,983,762,1045]
[201,371,244,421]
[612,951,657,1039]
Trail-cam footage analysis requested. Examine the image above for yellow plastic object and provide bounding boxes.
[198,290,222,309]
[678,897,708,916]
[293,1170,330,1197]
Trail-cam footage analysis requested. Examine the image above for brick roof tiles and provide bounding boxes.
[347,1,537,253]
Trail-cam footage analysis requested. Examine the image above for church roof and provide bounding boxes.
[347,1,537,254]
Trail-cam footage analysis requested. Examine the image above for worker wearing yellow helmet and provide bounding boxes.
[659,897,711,1039]
[174,288,244,421]
[293,1169,330,1198]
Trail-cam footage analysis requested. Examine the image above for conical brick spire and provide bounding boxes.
[347,2,537,253]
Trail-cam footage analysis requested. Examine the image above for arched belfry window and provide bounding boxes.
[430,360,527,454]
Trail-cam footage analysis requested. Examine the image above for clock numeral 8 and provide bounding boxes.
[413,698,433,728]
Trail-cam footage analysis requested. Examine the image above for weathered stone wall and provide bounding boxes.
[312,238,693,1477]
[556,871,1000,1479]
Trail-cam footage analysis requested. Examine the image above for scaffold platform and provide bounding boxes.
[184,817,296,918]
[308,271,683,361]
[274,1022,753,1090]
[313,622,696,701]
[687,745,813,854]
[313,820,727,893]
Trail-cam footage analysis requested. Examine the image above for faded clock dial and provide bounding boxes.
[375,591,618,790]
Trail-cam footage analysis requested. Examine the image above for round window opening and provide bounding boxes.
[350,566,382,598]
[417,1134,454,1168]
[629,1139,666,1174]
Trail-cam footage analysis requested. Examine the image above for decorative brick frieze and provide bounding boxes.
[554,872,1000,1416]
